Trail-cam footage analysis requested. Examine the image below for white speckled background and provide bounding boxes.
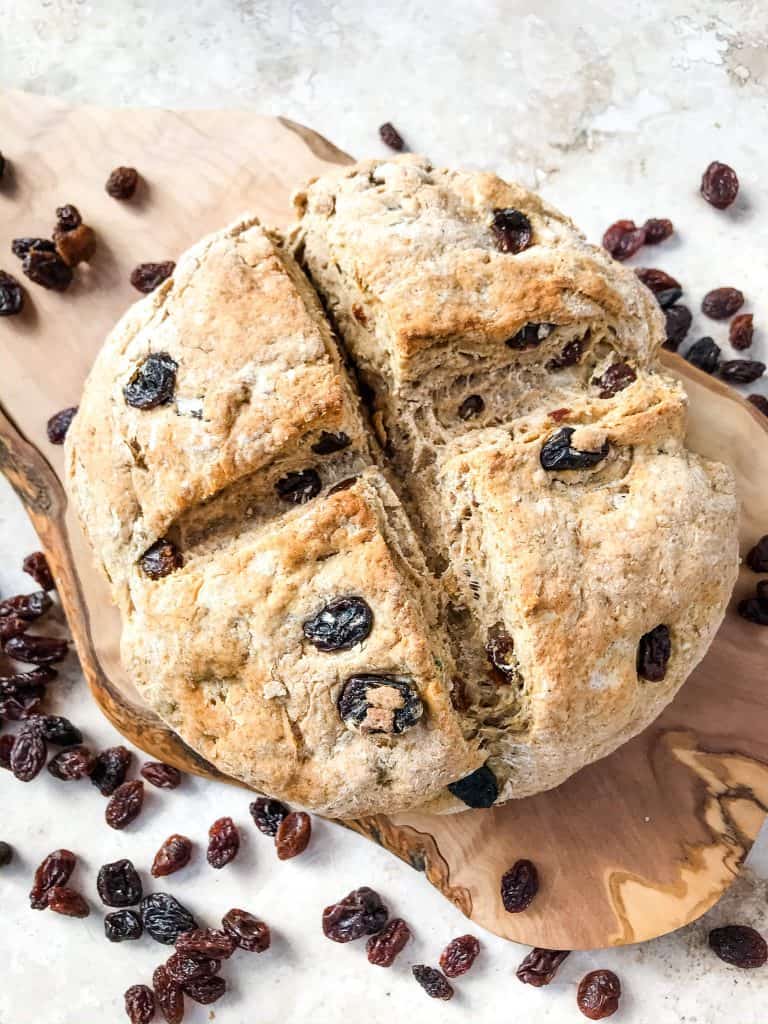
[1,2,767,1021]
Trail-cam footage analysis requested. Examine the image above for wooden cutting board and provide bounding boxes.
[2,90,767,951]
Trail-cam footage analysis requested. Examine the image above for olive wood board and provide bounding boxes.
[1,90,767,951]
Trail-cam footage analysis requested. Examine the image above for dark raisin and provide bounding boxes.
[447,764,499,808]
[379,122,405,151]
[0,735,15,769]
[125,984,155,1024]
[153,964,184,1024]
[275,811,311,860]
[221,909,271,953]
[177,927,237,959]
[30,848,76,908]
[737,598,768,626]
[593,362,636,398]
[366,917,410,966]
[546,338,584,370]
[303,596,373,651]
[106,909,143,942]
[22,551,54,591]
[449,676,471,712]
[91,745,132,796]
[0,614,30,642]
[758,580,768,604]
[635,267,681,294]
[327,475,359,496]
[720,359,765,384]
[47,745,96,780]
[701,161,739,209]
[54,223,97,267]
[131,261,175,293]
[152,835,193,878]
[249,796,290,836]
[655,287,683,309]
[140,539,183,579]
[663,304,692,351]
[685,337,721,374]
[46,406,78,444]
[491,208,532,254]
[337,674,423,734]
[0,666,55,693]
[485,632,520,684]
[577,969,621,1019]
[48,885,89,918]
[207,816,240,868]
[0,269,24,316]
[702,287,744,320]
[602,220,646,261]
[36,715,82,746]
[637,624,671,681]
[730,313,754,350]
[141,761,182,789]
[106,779,145,830]
[166,952,220,985]
[311,430,351,454]
[506,322,554,349]
[106,166,140,199]
[516,948,570,986]
[0,590,51,620]
[458,394,485,420]
[55,204,82,231]
[181,975,226,1005]
[501,859,539,912]
[11,237,56,259]
[4,633,68,664]
[440,934,481,977]
[0,691,43,721]
[141,892,197,945]
[748,394,768,416]
[124,353,178,409]
[275,468,322,504]
[22,249,73,291]
[642,218,673,244]
[322,886,388,943]
[10,721,47,781]
[747,536,768,572]
[97,858,143,907]
[540,427,609,471]
[709,924,767,968]
[0,841,13,867]
[412,965,454,1000]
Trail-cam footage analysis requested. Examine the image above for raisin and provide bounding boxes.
[0,841,13,867]
[440,934,481,977]
[327,475,359,495]
[577,969,621,1019]
[637,624,671,681]
[106,166,140,199]
[142,892,197,945]
[181,975,226,1005]
[141,761,182,789]
[701,161,739,209]
[709,924,767,967]
[91,745,132,795]
[106,909,143,942]
[275,468,322,504]
[207,817,240,868]
[685,337,721,374]
[720,359,765,385]
[491,208,533,254]
[48,745,96,780]
[11,237,56,259]
[275,811,311,860]
[730,313,754,350]
[737,598,768,626]
[485,632,520,684]
[249,797,289,836]
[131,261,175,293]
[449,675,471,712]
[125,984,155,1024]
[97,858,143,906]
[602,220,646,261]
[22,551,54,591]
[322,886,388,942]
[663,304,692,351]
[311,430,351,454]
[150,835,192,879]
[412,965,454,1000]
[702,287,744,319]
[546,338,584,370]
[55,204,82,231]
[759,581,768,604]
[4,633,68,664]
[10,722,47,781]
[46,406,78,444]
[153,964,184,1024]
[338,674,423,734]
[748,394,768,416]
[642,218,673,244]
[106,779,145,830]
[303,597,373,651]
[0,691,43,721]
[516,947,570,986]
[34,715,81,746]
[746,536,768,572]
[0,735,15,769]
[0,666,55,692]
[221,909,271,953]
[177,927,237,959]
[22,249,73,291]
[0,590,51,620]
[48,886,89,917]
[54,224,97,267]
[458,394,485,420]
[124,353,178,409]
[140,539,183,579]
[655,287,683,309]
[540,427,609,471]
[501,859,539,912]
[30,849,76,908]
[0,615,29,642]
[166,952,220,985]
[635,267,681,294]
[507,322,554,349]
[366,917,410,966]
[447,764,499,808]
[0,269,24,316]
[593,362,636,398]
[379,122,405,151]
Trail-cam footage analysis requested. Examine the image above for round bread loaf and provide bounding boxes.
[66,157,739,817]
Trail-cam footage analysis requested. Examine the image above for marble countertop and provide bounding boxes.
[2,2,767,1021]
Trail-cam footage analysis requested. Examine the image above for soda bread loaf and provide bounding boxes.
[66,157,739,817]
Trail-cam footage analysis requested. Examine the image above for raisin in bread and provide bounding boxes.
[66,161,738,817]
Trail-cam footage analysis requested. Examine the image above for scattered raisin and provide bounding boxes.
[207,817,240,868]
[748,394,768,416]
[10,721,47,781]
[47,745,96,780]
[4,633,68,664]
[507,322,554,349]
[458,394,485,420]
[303,597,373,651]
[140,539,183,579]
[367,917,410,966]
[491,208,532,254]
[327,476,359,496]
[685,337,721,375]
[106,166,140,199]
[54,223,97,267]
[22,551,54,591]
[141,761,182,789]
[177,927,237,959]
[30,848,76,908]
[0,841,13,867]
[379,122,405,151]
[221,909,271,953]
[501,859,539,912]
[48,885,89,918]
[249,797,290,837]
[106,779,145,830]
[655,287,683,309]
[90,745,132,796]
[593,362,636,398]
[746,536,768,572]
[440,934,481,977]
[97,858,143,907]
[181,975,226,1005]
[0,269,24,316]
[709,924,767,968]
[338,675,423,734]
[516,948,570,986]
[46,406,78,444]
[125,984,155,1024]
[642,218,673,244]
[411,965,454,1000]
[35,714,82,746]
[275,811,311,860]
[540,427,609,471]
[124,353,178,409]
[701,161,739,209]
[635,267,680,294]
[11,237,56,259]
[0,735,15,769]
[152,835,193,878]
[22,249,73,291]
[447,764,499,808]
[0,589,51,620]
[702,287,744,320]
[131,261,175,293]
[577,969,621,1019]
[737,598,768,626]
[637,624,671,681]
[322,886,388,943]
[142,892,197,945]
[311,430,351,454]
[720,359,765,385]
[0,614,30,642]
[275,469,322,504]
[546,338,584,370]
[153,964,184,1024]
[105,909,143,942]
[485,632,520,684]
[730,313,754,351]
[663,304,692,350]
[166,952,220,985]
[602,219,646,261]
[55,204,82,231]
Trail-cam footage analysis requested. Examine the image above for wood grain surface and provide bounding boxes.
[2,90,767,950]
